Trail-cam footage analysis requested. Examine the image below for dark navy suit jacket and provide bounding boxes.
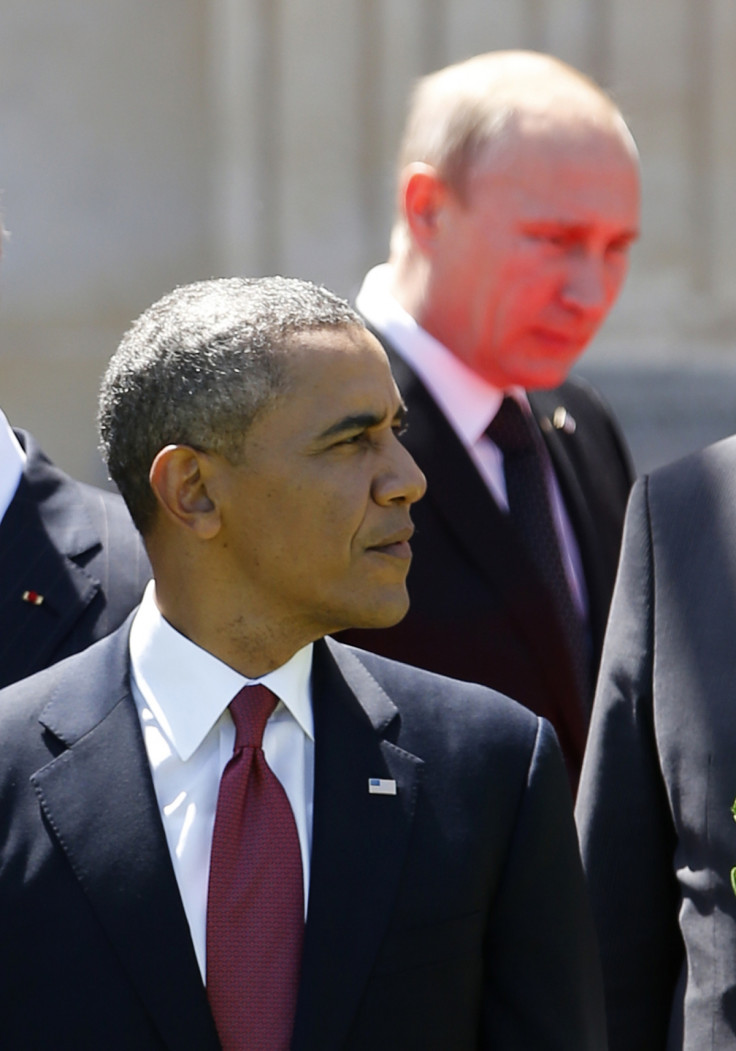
[0,622,605,1048]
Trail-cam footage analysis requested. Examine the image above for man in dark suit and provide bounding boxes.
[0,276,605,1048]
[0,419,151,686]
[340,51,639,788]
[576,436,736,1050]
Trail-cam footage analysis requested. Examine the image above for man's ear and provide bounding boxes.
[149,445,221,539]
[401,163,448,250]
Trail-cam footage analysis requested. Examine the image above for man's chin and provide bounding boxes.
[339,593,411,634]
[494,344,589,391]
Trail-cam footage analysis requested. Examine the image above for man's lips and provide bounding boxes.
[366,528,414,558]
[532,327,592,352]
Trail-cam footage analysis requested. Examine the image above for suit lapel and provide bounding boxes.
[31,624,220,1050]
[0,433,103,685]
[530,389,608,649]
[292,638,422,1049]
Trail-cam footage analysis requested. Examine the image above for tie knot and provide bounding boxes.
[486,396,536,456]
[229,684,278,750]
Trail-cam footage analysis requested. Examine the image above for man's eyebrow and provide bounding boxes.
[318,404,407,440]
[523,219,640,241]
[522,220,588,235]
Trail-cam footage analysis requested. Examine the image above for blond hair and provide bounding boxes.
[396,50,631,203]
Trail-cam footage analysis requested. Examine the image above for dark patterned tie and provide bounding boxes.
[206,684,304,1051]
[487,396,590,707]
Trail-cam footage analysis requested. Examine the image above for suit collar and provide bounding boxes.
[32,623,220,1049]
[292,637,422,1049]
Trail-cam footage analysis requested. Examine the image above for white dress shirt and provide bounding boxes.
[129,581,315,981]
[357,264,588,616]
[0,411,26,524]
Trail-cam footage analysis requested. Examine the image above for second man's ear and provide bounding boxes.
[149,445,221,539]
[401,163,448,248]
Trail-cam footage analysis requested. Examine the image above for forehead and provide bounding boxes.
[468,117,640,226]
[284,324,393,383]
[262,326,402,436]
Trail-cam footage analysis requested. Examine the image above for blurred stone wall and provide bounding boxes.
[1,0,736,485]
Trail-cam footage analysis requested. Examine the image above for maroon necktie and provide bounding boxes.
[206,684,304,1051]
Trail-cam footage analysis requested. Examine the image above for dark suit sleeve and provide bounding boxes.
[575,478,682,1051]
[483,717,608,1050]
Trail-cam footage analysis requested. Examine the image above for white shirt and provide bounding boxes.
[357,264,588,616]
[129,581,315,981]
[0,411,26,524]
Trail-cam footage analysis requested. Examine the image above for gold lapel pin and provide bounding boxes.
[552,407,576,434]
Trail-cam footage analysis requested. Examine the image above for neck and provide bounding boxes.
[154,585,311,678]
[147,538,314,678]
[386,251,432,331]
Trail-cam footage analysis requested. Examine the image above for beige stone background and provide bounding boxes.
[1,0,736,487]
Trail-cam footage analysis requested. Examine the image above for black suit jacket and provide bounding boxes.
[576,436,736,1049]
[342,336,634,785]
[0,429,150,686]
[0,621,605,1048]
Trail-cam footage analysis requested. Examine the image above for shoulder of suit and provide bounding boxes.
[75,477,139,534]
[20,430,137,536]
[528,375,614,424]
[644,431,736,510]
[529,376,635,480]
[29,450,149,588]
[329,637,541,737]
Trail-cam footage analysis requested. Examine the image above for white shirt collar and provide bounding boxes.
[357,264,527,446]
[0,411,26,522]
[129,581,314,762]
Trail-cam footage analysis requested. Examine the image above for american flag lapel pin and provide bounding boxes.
[368,777,397,796]
[21,590,44,606]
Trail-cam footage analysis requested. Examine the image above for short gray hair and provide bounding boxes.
[99,275,364,534]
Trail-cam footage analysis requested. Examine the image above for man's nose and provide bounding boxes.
[375,437,427,506]
[560,253,612,316]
